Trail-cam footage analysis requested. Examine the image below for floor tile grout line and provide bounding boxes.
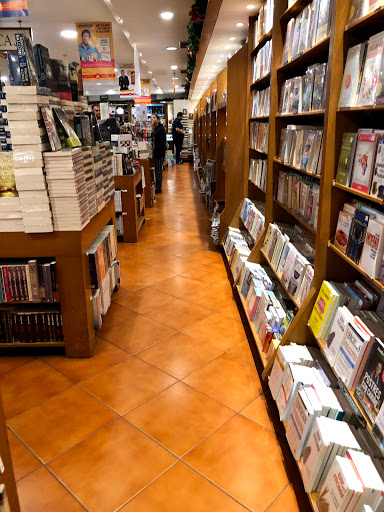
[263,481,292,511]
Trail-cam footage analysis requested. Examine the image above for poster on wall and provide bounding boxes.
[76,22,115,81]
[118,65,136,98]
[0,1,28,18]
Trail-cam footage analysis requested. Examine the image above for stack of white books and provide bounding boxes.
[82,147,97,219]
[44,148,90,231]
[92,146,105,212]
[0,194,23,232]
[4,86,53,233]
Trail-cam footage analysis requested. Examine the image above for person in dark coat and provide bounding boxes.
[172,112,186,165]
[151,114,166,193]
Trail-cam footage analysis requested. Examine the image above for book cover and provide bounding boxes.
[316,0,331,44]
[335,133,358,186]
[299,4,311,55]
[346,209,370,264]
[370,140,384,198]
[302,67,315,112]
[312,63,327,111]
[33,44,54,90]
[339,43,367,108]
[15,33,38,87]
[301,130,316,170]
[308,281,339,339]
[351,133,378,193]
[7,51,22,86]
[287,255,307,297]
[349,0,365,23]
[291,14,302,61]
[40,106,62,152]
[360,217,384,278]
[358,32,384,106]
[325,306,353,367]
[296,265,314,307]
[52,108,81,148]
[51,59,71,100]
[355,338,384,425]
[334,210,353,254]
[282,18,294,64]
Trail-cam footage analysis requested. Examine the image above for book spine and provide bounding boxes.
[42,265,53,303]
[50,263,59,302]
[8,267,17,302]
[15,33,31,86]
[34,46,46,87]
[28,260,41,302]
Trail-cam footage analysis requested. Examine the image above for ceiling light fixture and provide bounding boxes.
[217,60,222,63]
[114,68,118,72]
[148,71,152,74]
[96,83,102,85]
[229,37,236,41]
[247,4,255,8]
[166,46,177,50]
[142,60,147,63]
[118,18,123,24]
[139,53,143,57]
[60,30,77,39]
[236,22,244,27]
[171,65,178,70]
[220,54,225,57]
[160,11,174,20]
[225,45,231,49]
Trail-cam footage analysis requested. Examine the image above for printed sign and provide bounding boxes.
[119,65,136,98]
[0,0,28,18]
[0,27,30,50]
[76,22,115,81]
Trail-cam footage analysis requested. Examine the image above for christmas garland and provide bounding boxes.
[185,0,208,96]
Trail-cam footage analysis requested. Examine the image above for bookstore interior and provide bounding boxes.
[5,0,384,510]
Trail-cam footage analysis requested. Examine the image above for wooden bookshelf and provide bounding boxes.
[332,181,384,205]
[250,148,268,156]
[0,198,116,357]
[345,5,384,34]
[273,157,321,180]
[277,36,330,75]
[280,0,312,24]
[114,170,145,243]
[276,110,325,117]
[250,115,270,121]
[248,180,267,195]
[274,199,317,236]
[261,249,301,308]
[252,29,272,54]
[251,72,271,90]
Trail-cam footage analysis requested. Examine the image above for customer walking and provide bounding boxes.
[172,112,186,165]
[151,114,166,194]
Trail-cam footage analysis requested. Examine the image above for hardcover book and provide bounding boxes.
[346,209,371,264]
[7,52,22,86]
[311,64,327,111]
[339,43,367,108]
[351,133,378,193]
[316,0,331,44]
[14,33,38,87]
[40,106,61,152]
[370,140,384,198]
[325,306,354,367]
[33,44,54,90]
[334,210,353,254]
[51,59,71,100]
[335,133,358,187]
[308,281,340,339]
[360,217,384,278]
[52,108,81,148]
[358,32,384,106]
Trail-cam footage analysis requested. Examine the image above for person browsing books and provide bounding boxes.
[78,30,101,61]
[172,112,186,165]
[151,114,166,194]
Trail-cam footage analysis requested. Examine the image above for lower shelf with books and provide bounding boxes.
[273,157,321,180]
[261,249,301,309]
[274,199,317,236]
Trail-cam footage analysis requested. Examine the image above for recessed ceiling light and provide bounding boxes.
[225,45,231,49]
[118,18,123,24]
[236,22,244,27]
[217,60,222,63]
[96,83,102,85]
[161,11,174,20]
[171,65,178,70]
[114,68,118,72]
[148,71,152,74]
[246,4,255,9]
[139,53,143,57]
[142,60,147,63]
[173,77,179,80]
[229,37,236,41]
[166,46,177,50]
[60,30,77,39]
[220,54,225,57]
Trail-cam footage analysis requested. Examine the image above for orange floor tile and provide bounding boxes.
[4,163,311,511]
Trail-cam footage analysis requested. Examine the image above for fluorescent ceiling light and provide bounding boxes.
[247,4,255,9]
[60,30,77,39]
[171,65,178,70]
[161,11,174,20]
[229,37,236,41]
[236,22,244,27]
[166,46,177,50]
[96,82,102,85]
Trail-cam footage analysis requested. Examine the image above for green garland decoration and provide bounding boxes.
[184,0,208,96]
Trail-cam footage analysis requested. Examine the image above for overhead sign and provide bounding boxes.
[0,27,30,50]
[141,78,151,98]
[76,22,115,81]
[0,1,28,18]
[135,97,150,105]
[118,65,136,98]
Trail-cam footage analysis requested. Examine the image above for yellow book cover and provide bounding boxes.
[308,281,337,339]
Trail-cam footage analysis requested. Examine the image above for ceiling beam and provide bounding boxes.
[188,0,223,101]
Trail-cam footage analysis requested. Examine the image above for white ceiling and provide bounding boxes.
[191,0,262,103]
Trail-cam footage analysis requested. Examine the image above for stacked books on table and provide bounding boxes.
[268,341,384,511]
[275,169,320,229]
[0,193,23,232]
[251,87,270,118]
[82,147,97,219]
[279,63,328,114]
[3,86,53,233]
[252,40,272,83]
[250,121,269,152]
[278,125,323,174]
[0,309,64,343]
[44,148,89,231]
[281,0,331,66]
[249,158,267,191]
[262,222,315,306]
[253,0,273,44]
[239,198,265,241]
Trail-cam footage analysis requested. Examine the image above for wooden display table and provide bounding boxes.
[0,198,116,358]
[142,159,155,209]
[114,170,145,243]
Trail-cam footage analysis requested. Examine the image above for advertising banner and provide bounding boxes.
[0,1,28,18]
[76,22,115,81]
[118,65,136,98]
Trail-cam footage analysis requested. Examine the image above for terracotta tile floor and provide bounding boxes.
[4,163,310,511]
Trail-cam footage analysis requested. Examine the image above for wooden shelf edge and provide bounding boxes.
[261,248,301,309]
[328,242,384,292]
[252,30,272,55]
[250,148,268,156]
[248,180,266,194]
[345,6,384,33]
[333,181,384,205]
[273,157,321,179]
[280,0,312,25]
[278,36,330,73]
[274,199,317,235]
[249,115,270,121]
[0,342,65,348]
[250,73,271,89]
[337,104,384,112]
[236,285,267,368]
[276,110,325,117]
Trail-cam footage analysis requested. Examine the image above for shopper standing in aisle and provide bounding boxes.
[151,113,166,194]
[172,112,186,165]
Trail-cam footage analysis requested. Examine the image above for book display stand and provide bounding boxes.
[114,169,145,243]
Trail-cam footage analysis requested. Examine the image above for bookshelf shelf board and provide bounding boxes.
[0,342,65,348]
[280,0,312,25]
[0,301,60,305]
[250,115,270,121]
[333,181,384,205]
[328,242,384,293]
[276,110,325,118]
[252,30,272,55]
[250,73,271,90]
[274,199,317,236]
[345,6,384,35]
[250,148,268,156]
[261,248,301,309]
[337,104,384,112]
[277,37,330,75]
[248,180,267,195]
[138,215,146,232]
[273,157,321,180]
[218,103,227,110]
[236,285,267,368]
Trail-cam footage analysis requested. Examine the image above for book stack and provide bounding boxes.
[279,125,323,174]
[333,201,384,280]
[112,154,123,176]
[281,0,331,66]
[262,222,315,306]
[239,198,265,241]
[92,146,105,212]
[114,190,123,213]
[44,148,90,231]
[338,32,384,108]
[253,0,274,44]
[223,227,252,277]
[252,40,272,83]
[0,259,59,303]
[0,194,23,232]
[251,87,270,118]
[4,86,54,233]
[0,309,64,343]
[275,170,320,229]
[249,158,267,191]
[250,121,269,152]
[82,147,97,219]
[279,63,328,114]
